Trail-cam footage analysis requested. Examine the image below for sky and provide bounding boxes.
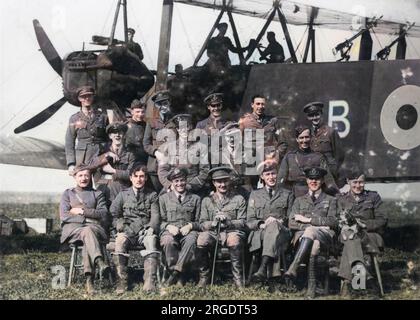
[0,0,420,198]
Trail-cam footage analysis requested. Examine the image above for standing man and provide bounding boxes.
[285,167,338,299]
[159,168,201,286]
[126,27,144,61]
[143,90,174,192]
[89,122,135,207]
[257,31,285,64]
[337,170,387,296]
[239,94,288,162]
[59,164,110,295]
[206,23,249,71]
[125,99,148,165]
[196,93,228,134]
[158,114,210,195]
[278,124,338,197]
[110,164,160,294]
[196,167,247,288]
[247,160,294,284]
[303,101,343,180]
[239,94,288,188]
[65,86,108,175]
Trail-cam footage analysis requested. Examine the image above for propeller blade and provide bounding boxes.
[14,97,67,134]
[33,19,63,76]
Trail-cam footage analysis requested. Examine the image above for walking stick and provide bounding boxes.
[211,220,222,286]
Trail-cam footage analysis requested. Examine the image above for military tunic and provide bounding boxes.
[278,149,338,197]
[143,118,174,191]
[157,139,210,194]
[337,190,387,281]
[65,109,108,167]
[89,144,136,206]
[196,116,227,135]
[247,187,293,248]
[159,191,201,273]
[288,192,338,247]
[125,118,148,165]
[110,187,160,254]
[239,112,288,160]
[310,124,343,179]
[60,186,110,274]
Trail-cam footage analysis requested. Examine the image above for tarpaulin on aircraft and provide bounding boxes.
[174,0,420,37]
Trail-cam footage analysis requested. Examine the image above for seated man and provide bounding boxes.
[247,160,294,285]
[159,167,201,286]
[285,167,338,299]
[257,31,285,64]
[337,170,387,296]
[110,164,160,294]
[197,167,247,288]
[59,164,110,295]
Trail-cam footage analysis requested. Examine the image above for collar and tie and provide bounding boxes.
[178,194,182,203]
[268,188,273,199]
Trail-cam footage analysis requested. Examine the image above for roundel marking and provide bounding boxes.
[380,85,420,150]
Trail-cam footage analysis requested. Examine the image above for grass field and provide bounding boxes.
[0,198,419,300]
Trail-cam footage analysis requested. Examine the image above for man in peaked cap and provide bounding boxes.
[143,90,174,192]
[65,85,108,176]
[247,160,294,286]
[196,93,227,134]
[125,99,148,165]
[303,101,344,181]
[59,163,110,295]
[278,124,338,198]
[159,166,201,286]
[196,166,247,288]
[157,113,210,196]
[88,121,135,207]
[126,27,144,61]
[285,166,338,299]
[336,169,387,297]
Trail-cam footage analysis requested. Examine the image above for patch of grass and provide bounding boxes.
[0,248,419,300]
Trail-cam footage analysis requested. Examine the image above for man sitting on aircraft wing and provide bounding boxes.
[126,27,144,61]
[257,31,285,64]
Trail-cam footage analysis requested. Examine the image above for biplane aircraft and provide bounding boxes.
[1,0,420,184]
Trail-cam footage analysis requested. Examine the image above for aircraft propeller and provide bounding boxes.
[14,20,66,134]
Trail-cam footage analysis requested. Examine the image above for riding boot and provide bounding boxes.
[85,273,96,295]
[114,254,128,294]
[196,247,210,287]
[285,237,313,279]
[229,245,244,288]
[143,253,158,293]
[252,255,273,282]
[306,255,316,299]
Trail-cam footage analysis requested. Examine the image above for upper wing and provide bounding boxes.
[174,0,420,37]
[0,135,66,170]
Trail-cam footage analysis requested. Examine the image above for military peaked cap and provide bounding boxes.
[303,101,324,115]
[208,166,232,180]
[151,90,170,103]
[204,93,223,105]
[106,122,128,134]
[167,167,189,181]
[77,86,95,97]
[304,167,327,179]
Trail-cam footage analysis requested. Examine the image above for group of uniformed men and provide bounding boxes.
[59,85,387,298]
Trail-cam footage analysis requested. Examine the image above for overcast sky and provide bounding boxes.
[0,0,420,198]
